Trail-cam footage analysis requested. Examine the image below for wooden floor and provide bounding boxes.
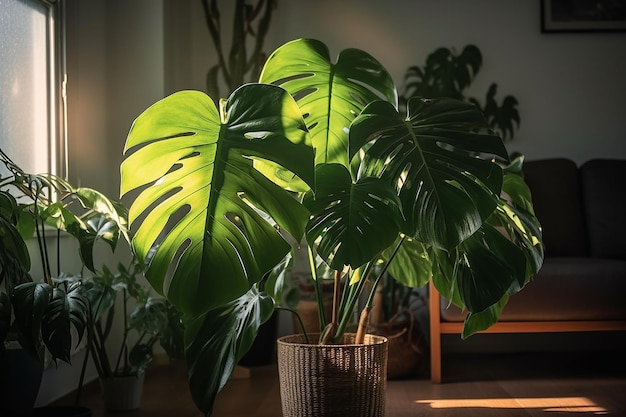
[54,350,626,416]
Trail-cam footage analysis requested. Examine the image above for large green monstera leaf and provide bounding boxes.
[431,181,543,338]
[350,96,510,250]
[120,85,314,316]
[259,38,397,168]
[382,237,432,289]
[303,163,402,270]
[347,96,544,324]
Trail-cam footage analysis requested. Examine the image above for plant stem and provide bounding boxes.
[355,306,372,344]
[246,0,273,80]
[366,236,405,309]
[276,306,309,344]
[331,270,342,333]
[56,228,62,277]
[307,245,327,331]
[91,321,109,377]
[75,343,90,405]
[229,0,247,89]
[337,269,352,320]
[31,186,52,285]
[202,0,231,88]
[332,264,371,341]
[338,236,408,344]
[114,289,130,374]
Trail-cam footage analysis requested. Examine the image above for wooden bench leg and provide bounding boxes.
[429,281,442,383]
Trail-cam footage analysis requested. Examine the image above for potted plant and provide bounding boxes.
[79,257,184,411]
[0,149,127,416]
[119,38,543,416]
[400,44,520,141]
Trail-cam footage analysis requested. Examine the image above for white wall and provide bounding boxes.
[280,1,626,165]
[168,0,626,165]
[373,0,626,165]
[66,0,165,197]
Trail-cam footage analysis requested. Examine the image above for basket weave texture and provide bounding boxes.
[277,333,388,417]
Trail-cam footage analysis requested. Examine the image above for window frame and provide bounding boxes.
[45,0,68,179]
[0,0,67,178]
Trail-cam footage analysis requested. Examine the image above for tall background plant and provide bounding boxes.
[203,0,275,99]
[400,44,520,141]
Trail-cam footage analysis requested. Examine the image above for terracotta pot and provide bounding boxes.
[277,333,388,417]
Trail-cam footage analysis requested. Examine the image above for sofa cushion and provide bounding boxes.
[523,158,588,257]
[580,159,626,260]
[440,257,626,322]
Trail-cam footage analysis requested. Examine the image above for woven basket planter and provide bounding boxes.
[369,318,426,380]
[277,333,388,417]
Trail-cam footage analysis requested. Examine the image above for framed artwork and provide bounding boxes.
[542,0,626,32]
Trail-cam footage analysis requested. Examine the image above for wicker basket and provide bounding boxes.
[369,317,426,380]
[277,333,388,417]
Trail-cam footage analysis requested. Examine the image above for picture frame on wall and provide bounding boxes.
[541,0,626,32]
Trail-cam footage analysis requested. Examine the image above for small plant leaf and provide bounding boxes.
[12,282,53,360]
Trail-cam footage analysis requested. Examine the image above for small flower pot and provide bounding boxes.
[99,373,144,411]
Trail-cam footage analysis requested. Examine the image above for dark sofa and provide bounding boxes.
[429,158,626,383]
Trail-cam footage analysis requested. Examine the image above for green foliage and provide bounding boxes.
[401,44,520,141]
[12,280,88,363]
[184,285,273,415]
[259,39,397,167]
[303,164,402,270]
[121,86,313,317]
[120,38,543,415]
[402,45,482,101]
[81,259,185,377]
[0,149,127,364]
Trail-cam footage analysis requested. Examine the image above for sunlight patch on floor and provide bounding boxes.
[416,397,608,414]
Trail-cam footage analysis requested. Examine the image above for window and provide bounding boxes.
[0,0,66,178]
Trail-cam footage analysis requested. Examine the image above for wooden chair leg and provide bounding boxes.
[429,281,442,383]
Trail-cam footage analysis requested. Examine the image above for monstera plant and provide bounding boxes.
[120,38,543,415]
